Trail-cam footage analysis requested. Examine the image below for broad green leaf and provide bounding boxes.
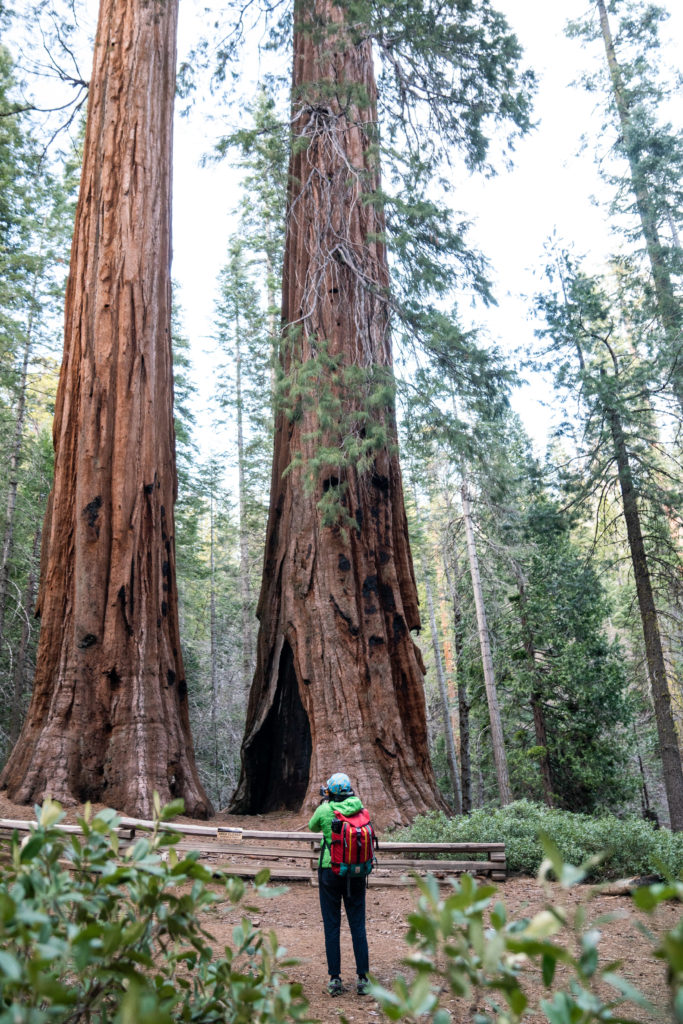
[603,972,654,1010]
[39,798,64,828]
[0,950,23,981]
[542,952,556,987]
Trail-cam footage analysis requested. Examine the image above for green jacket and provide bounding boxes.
[308,796,364,868]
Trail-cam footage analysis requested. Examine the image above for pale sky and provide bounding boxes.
[170,0,682,455]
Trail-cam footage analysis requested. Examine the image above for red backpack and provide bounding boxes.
[329,807,378,879]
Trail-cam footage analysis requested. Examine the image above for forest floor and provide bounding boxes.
[0,796,678,1023]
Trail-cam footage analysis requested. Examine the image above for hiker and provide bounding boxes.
[308,772,372,997]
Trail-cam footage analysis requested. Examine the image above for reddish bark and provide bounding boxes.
[230,0,444,828]
[0,0,211,818]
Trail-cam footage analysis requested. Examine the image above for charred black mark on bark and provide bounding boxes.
[371,471,389,491]
[322,476,339,493]
[369,634,385,647]
[78,633,97,649]
[178,679,188,701]
[376,737,397,758]
[379,550,390,565]
[306,544,312,560]
[118,585,133,636]
[129,560,135,617]
[162,561,169,576]
[106,667,120,689]
[338,554,350,572]
[379,582,395,610]
[370,505,380,521]
[161,600,168,617]
[83,496,102,534]
[355,508,363,531]
[329,594,360,637]
[302,677,311,685]
[167,669,176,687]
[144,472,158,496]
[393,613,407,640]
[362,575,378,595]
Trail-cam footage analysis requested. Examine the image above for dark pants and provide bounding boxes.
[318,867,369,978]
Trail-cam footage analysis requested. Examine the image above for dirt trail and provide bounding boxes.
[0,797,677,1022]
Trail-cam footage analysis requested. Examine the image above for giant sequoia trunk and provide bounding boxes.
[230,0,443,827]
[0,0,211,818]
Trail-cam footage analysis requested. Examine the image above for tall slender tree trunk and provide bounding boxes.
[607,403,683,830]
[461,480,512,806]
[9,526,42,745]
[419,538,462,813]
[0,299,36,650]
[234,313,254,695]
[511,568,554,807]
[596,0,682,404]
[0,0,211,817]
[209,486,219,798]
[230,0,443,827]
[443,549,472,813]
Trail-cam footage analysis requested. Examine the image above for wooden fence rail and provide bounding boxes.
[0,818,506,885]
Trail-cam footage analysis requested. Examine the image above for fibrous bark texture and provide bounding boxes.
[230,0,443,828]
[0,0,211,818]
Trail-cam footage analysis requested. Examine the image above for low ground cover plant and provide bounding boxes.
[370,836,683,1024]
[0,798,312,1024]
[1,800,680,1023]
[389,799,683,879]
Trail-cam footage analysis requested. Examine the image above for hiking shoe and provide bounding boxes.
[356,976,370,996]
[327,977,342,997]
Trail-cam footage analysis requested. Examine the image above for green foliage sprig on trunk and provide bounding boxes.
[389,799,683,879]
[277,329,395,531]
[198,0,534,522]
[0,798,313,1024]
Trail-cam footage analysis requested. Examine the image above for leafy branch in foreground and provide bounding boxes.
[0,798,312,1023]
[370,835,682,1024]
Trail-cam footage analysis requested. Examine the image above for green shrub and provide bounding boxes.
[370,838,683,1024]
[0,798,312,1024]
[388,799,683,879]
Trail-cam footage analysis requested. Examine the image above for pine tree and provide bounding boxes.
[214,239,270,700]
[567,0,683,409]
[506,495,637,812]
[537,255,683,828]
